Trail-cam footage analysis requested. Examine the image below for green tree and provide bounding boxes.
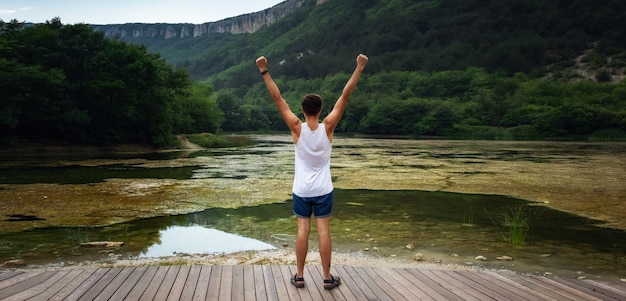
[0,19,197,145]
[172,83,223,134]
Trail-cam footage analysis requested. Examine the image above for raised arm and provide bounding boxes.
[256,56,301,136]
[324,54,368,138]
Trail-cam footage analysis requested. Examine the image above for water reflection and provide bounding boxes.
[140,226,275,258]
[0,189,623,280]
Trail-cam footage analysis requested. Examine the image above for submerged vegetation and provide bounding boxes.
[187,133,254,148]
[503,206,531,246]
[486,206,531,246]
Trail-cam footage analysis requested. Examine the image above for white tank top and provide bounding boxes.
[292,123,333,197]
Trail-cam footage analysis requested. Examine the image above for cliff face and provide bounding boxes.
[94,0,328,39]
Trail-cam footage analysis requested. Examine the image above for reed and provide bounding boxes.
[485,206,530,245]
[503,206,530,245]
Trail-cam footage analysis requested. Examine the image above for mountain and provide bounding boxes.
[91,0,330,73]
[92,0,327,39]
[95,0,626,85]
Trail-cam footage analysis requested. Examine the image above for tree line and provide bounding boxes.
[219,67,626,140]
[2,3,626,145]
[1,19,222,146]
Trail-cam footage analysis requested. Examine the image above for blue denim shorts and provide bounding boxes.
[292,191,334,218]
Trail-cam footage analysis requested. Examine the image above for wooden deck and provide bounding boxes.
[0,265,625,301]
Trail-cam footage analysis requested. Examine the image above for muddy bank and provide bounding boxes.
[11,249,510,278]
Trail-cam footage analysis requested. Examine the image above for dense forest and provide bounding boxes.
[0,19,222,145]
[2,0,626,145]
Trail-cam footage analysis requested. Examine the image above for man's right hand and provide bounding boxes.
[356,54,368,68]
[256,56,268,70]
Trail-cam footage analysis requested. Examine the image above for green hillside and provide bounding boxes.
[179,0,625,139]
[158,0,626,83]
[3,0,626,143]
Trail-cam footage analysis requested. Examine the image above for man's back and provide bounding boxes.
[293,123,333,198]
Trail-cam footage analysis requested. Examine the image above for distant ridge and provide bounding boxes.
[92,0,328,39]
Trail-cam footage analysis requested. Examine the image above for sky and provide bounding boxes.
[0,0,286,25]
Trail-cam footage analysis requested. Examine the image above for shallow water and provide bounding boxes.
[0,136,624,281]
[0,189,624,280]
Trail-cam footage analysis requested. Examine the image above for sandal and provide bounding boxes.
[323,275,341,290]
[291,274,305,288]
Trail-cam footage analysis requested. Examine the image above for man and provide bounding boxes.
[255,54,368,290]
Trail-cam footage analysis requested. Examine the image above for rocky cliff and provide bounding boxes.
[93,0,328,39]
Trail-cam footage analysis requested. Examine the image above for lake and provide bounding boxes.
[0,135,624,281]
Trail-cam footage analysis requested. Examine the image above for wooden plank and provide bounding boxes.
[341,265,379,301]
[206,265,222,301]
[581,279,626,300]
[531,276,606,301]
[300,265,326,301]
[73,268,121,301]
[317,265,356,300]
[400,268,451,300]
[305,265,334,301]
[331,265,367,301]
[92,267,134,301]
[231,265,245,301]
[153,266,181,301]
[253,265,269,301]
[475,270,561,301]
[406,269,466,301]
[179,265,201,301]
[192,265,211,301]
[443,269,523,301]
[139,266,170,301]
[262,265,279,301]
[549,276,618,301]
[0,270,69,300]
[64,269,110,300]
[270,265,291,301]
[557,277,626,300]
[3,265,623,300]
[0,270,44,291]
[352,265,400,300]
[412,269,467,301]
[52,269,105,301]
[439,270,507,301]
[166,265,191,301]
[108,267,149,300]
[378,267,435,301]
[329,266,358,301]
[279,265,305,301]
[360,266,407,301]
[243,265,257,301]
[0,272,21,283]
[504,274,582,301]
[29,268,84,301]
[125,266,159,301]
[219,265,234,301]
[369,267,429,300]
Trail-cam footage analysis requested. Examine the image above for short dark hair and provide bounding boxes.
[301,94,322,116]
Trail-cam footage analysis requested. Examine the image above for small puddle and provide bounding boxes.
[140,226,275,258]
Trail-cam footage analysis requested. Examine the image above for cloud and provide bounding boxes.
[0,9,18,15]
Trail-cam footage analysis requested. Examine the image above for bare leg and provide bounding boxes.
[295,217,311,280]
[316,217,332,279]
